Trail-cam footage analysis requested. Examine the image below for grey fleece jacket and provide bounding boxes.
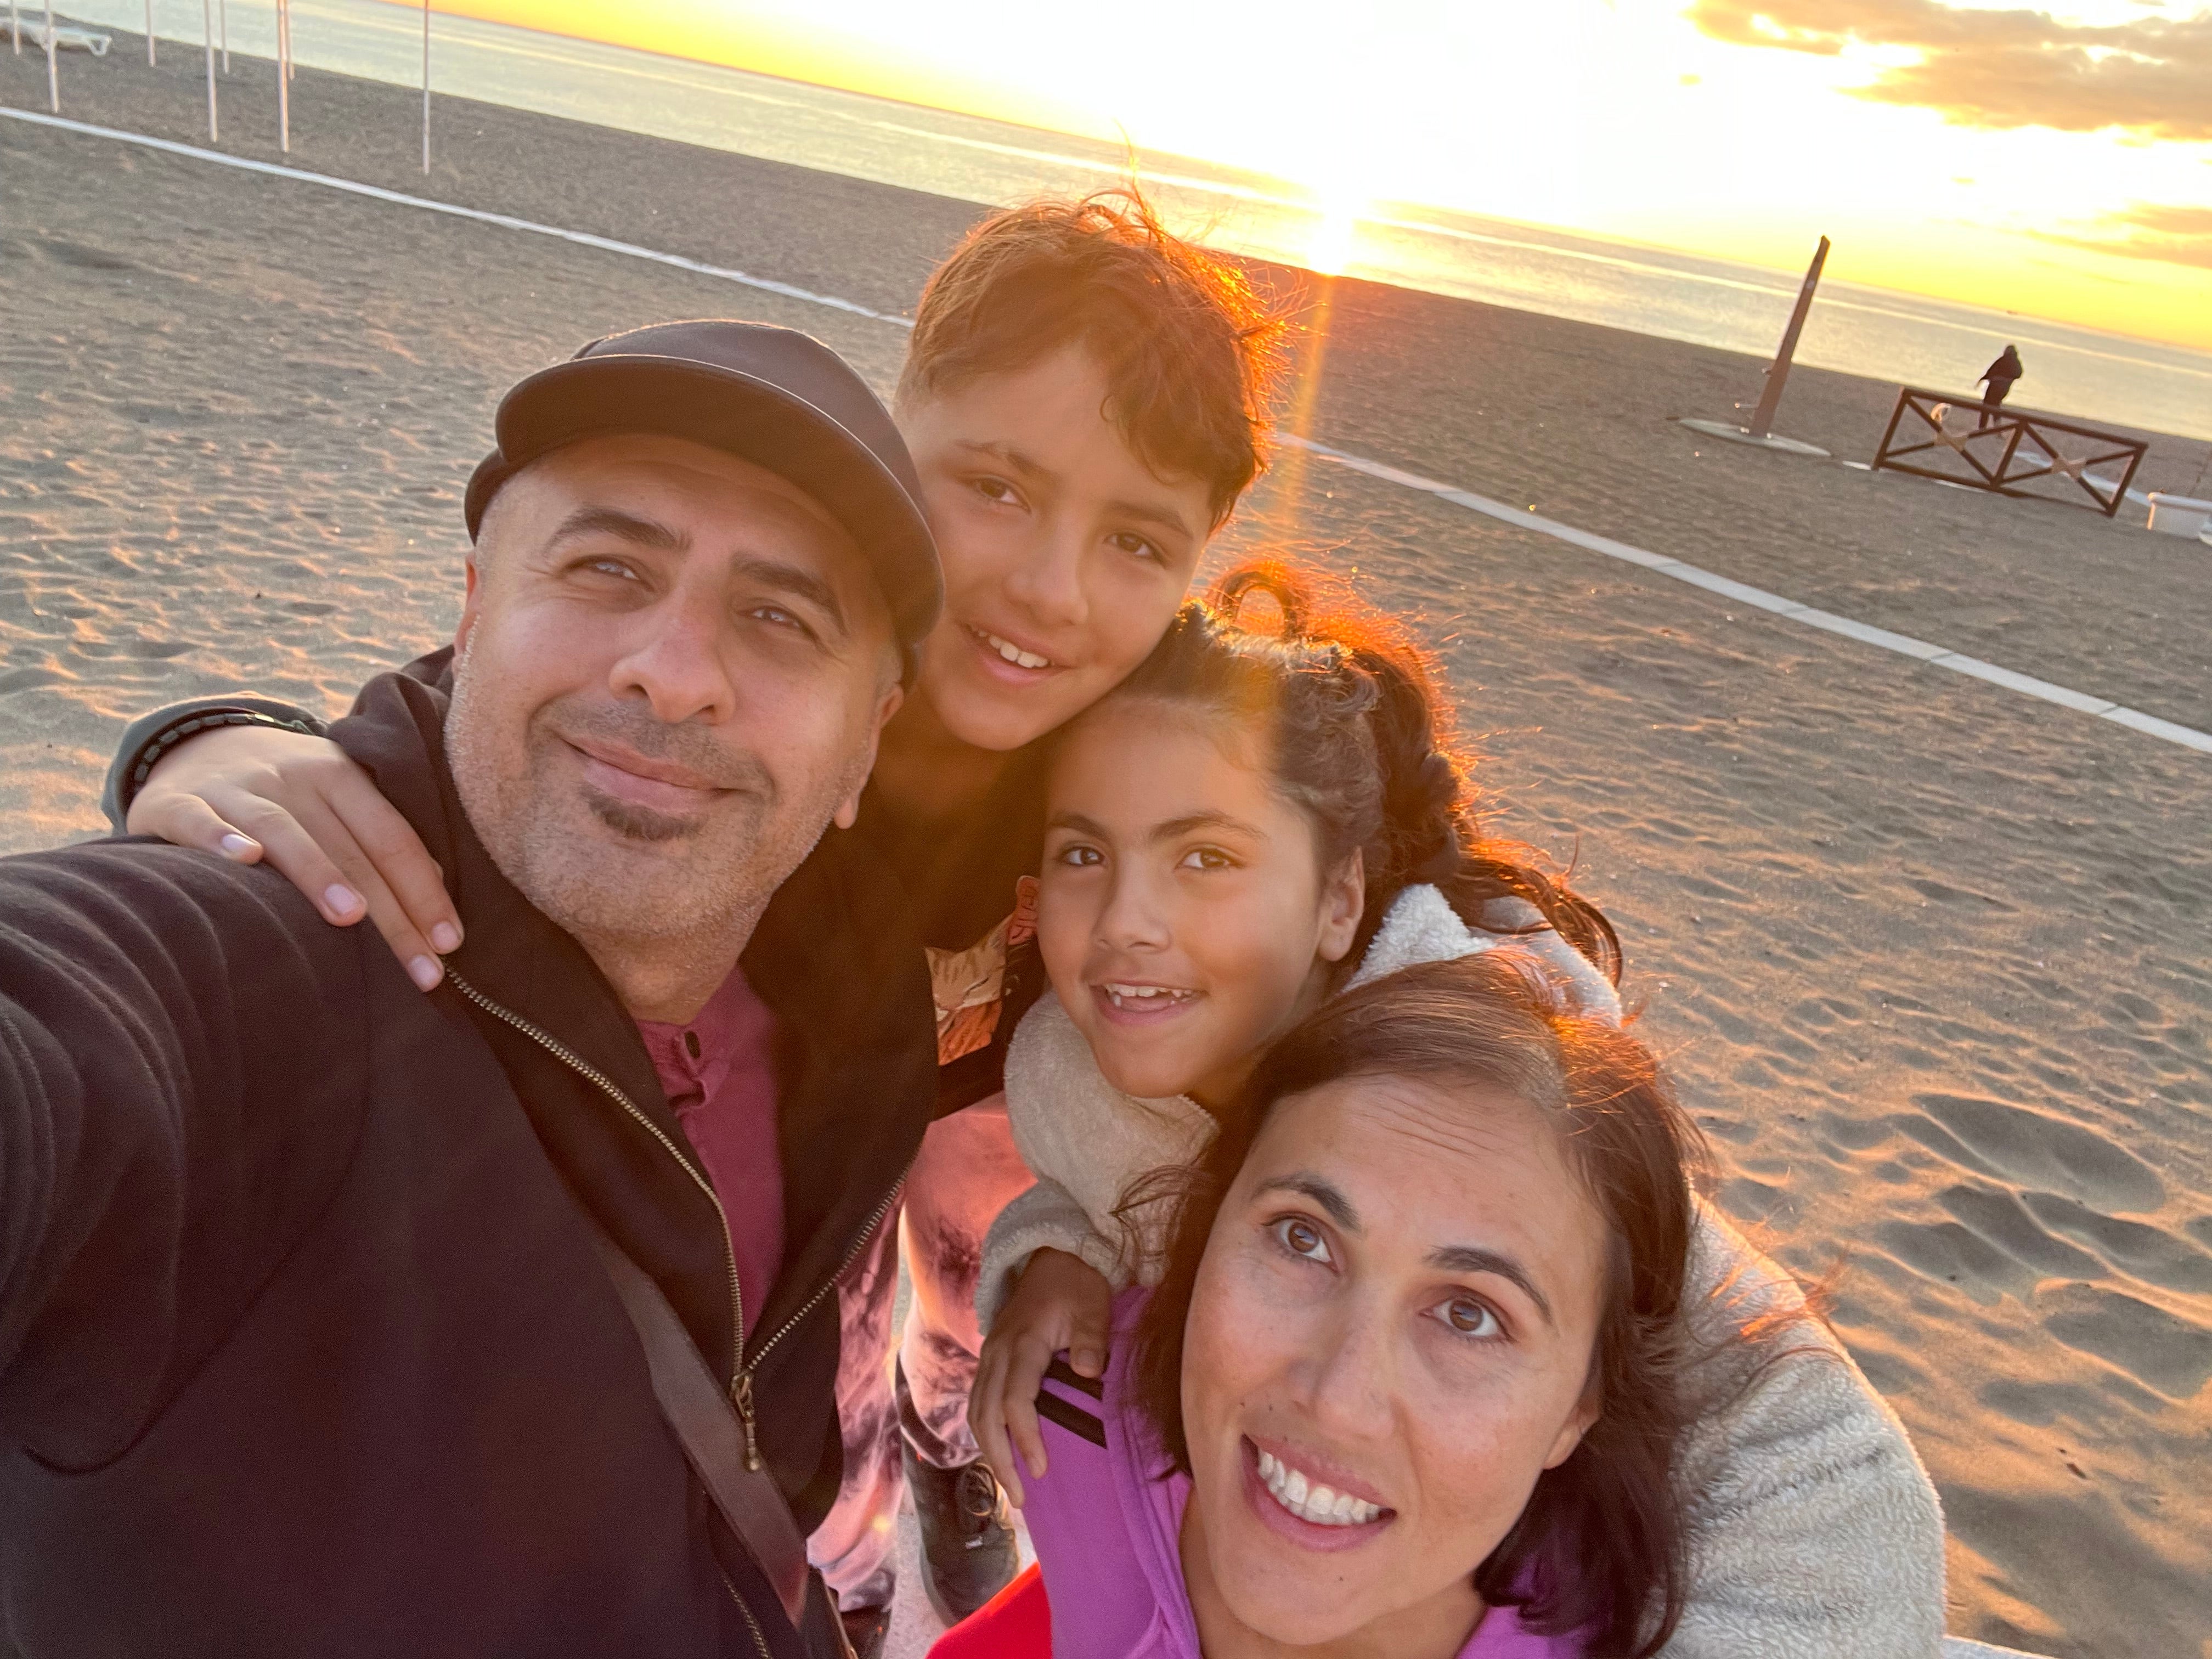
[978,885,1946,1658]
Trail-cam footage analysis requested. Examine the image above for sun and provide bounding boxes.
[1306,190,1365,278]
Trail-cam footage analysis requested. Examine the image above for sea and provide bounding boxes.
[52,0,2212,444]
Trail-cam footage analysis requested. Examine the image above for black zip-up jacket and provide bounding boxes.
[0,672,938,1657]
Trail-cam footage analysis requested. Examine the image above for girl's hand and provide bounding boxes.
[970,1247,1112,1507]
[127,724,461,990]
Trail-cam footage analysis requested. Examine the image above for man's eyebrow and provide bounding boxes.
[1257,1175,1359,1232]
[546,505,688,552]
[731,557,848,639]
[1428,1244,1555,1329]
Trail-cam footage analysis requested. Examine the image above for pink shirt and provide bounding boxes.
[1022,1292,1583,1659]
[634,968,783,1340]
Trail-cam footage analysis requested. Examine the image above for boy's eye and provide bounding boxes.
[1107,532,1164,565]
[1177,847,1235,872]
[1271,1216,1333,1266]
[1436,1296,1503,1340]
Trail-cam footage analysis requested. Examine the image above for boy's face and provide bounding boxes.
[898,346,1216,753]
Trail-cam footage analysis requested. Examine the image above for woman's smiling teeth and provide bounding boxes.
[1256,1449,1384,1527]
[1101,982,1198,1011]
[971,626,1053,670]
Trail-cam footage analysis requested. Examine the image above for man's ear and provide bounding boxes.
[833,682,904,831]
[454,551,485,659]
[1316,849,1366,964]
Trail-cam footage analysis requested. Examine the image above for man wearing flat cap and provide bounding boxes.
[0,323,941,1658]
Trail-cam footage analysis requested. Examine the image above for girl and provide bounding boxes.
[954,951,1710,1659]
[963,566,1946,1657]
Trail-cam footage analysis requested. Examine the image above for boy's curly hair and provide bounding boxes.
[899,190,1288,527]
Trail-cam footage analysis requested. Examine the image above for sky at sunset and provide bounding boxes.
[399,0,2211,351]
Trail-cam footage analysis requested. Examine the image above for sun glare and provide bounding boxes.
[1306,193,1365,278]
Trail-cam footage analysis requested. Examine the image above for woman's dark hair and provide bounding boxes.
[1126,952,1703,1659]
[1096,560,1620,980]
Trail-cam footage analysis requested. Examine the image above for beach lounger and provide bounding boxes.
[14,19,111,54]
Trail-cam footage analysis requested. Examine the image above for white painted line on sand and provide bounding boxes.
[1286,434,2212,757]
[0,107,918,327]
[12,107,2204,759]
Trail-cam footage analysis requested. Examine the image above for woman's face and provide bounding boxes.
[1037,701,1363,1105]
[897,347,1215,754]
[1178,1074,1609,1650]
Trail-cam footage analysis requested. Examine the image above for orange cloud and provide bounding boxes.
[1684,1,2212,140]
[2032,202,2212,268]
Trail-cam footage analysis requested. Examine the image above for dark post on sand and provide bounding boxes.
[1748,235,1830,439]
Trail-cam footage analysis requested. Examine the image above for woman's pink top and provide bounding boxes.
[1018,1292,1583,1659]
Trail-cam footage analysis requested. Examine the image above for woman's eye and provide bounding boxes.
[1107,532,1165,565]
[973,476,1022,506]
[1054,844,1104,868]
[1271,1217,1333,1266]
[1177,847,1233,872]
[1438,1297,1503,1340]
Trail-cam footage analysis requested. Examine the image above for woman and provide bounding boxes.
[947,951,1704,1658]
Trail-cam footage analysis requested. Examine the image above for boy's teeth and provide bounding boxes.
[980,629,1051,670]
[1256,1447,1383,1528]
[1103,983,1194,1011]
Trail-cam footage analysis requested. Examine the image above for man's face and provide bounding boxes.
[445,433,901,990]
[898,346,1216,754]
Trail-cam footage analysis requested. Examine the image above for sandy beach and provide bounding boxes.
[4,31,2210,1659]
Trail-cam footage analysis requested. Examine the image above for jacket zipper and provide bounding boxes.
[442,969,758,1459]
[741,1156,912,1380]
[445,969,913,1485]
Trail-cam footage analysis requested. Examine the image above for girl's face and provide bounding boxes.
[898,347,1216,754]
[1178,1075,1608,1651]
[1037,701,1364,1105]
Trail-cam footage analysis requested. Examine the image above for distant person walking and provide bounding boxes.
[1978,343,2023,428]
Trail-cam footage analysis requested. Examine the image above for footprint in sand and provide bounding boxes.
[1899,1092,2165,1214]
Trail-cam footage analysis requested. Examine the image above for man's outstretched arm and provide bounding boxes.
[0,844,367,1466]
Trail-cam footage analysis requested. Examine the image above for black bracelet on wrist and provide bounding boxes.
[127,710,323,803]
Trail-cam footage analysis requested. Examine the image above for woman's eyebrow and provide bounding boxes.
[1428,1244,1555,1328]
[1256,1175,1359,1231]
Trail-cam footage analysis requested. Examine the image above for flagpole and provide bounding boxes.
[276,0,289,151]
[143,0,153,63]
[202,0,217,139]
[420,0,430,173]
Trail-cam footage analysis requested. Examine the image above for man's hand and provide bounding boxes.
[969,1247,1112,1507]
[128,725,460,990]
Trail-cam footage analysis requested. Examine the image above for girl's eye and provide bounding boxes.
[1177,847,1234,872]
[1271,1216,1333,1266]
[974,476,1022,506]
[1107,532,1165,565]
[1054,844,1104,869]
[1437,1296,1503,1340]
